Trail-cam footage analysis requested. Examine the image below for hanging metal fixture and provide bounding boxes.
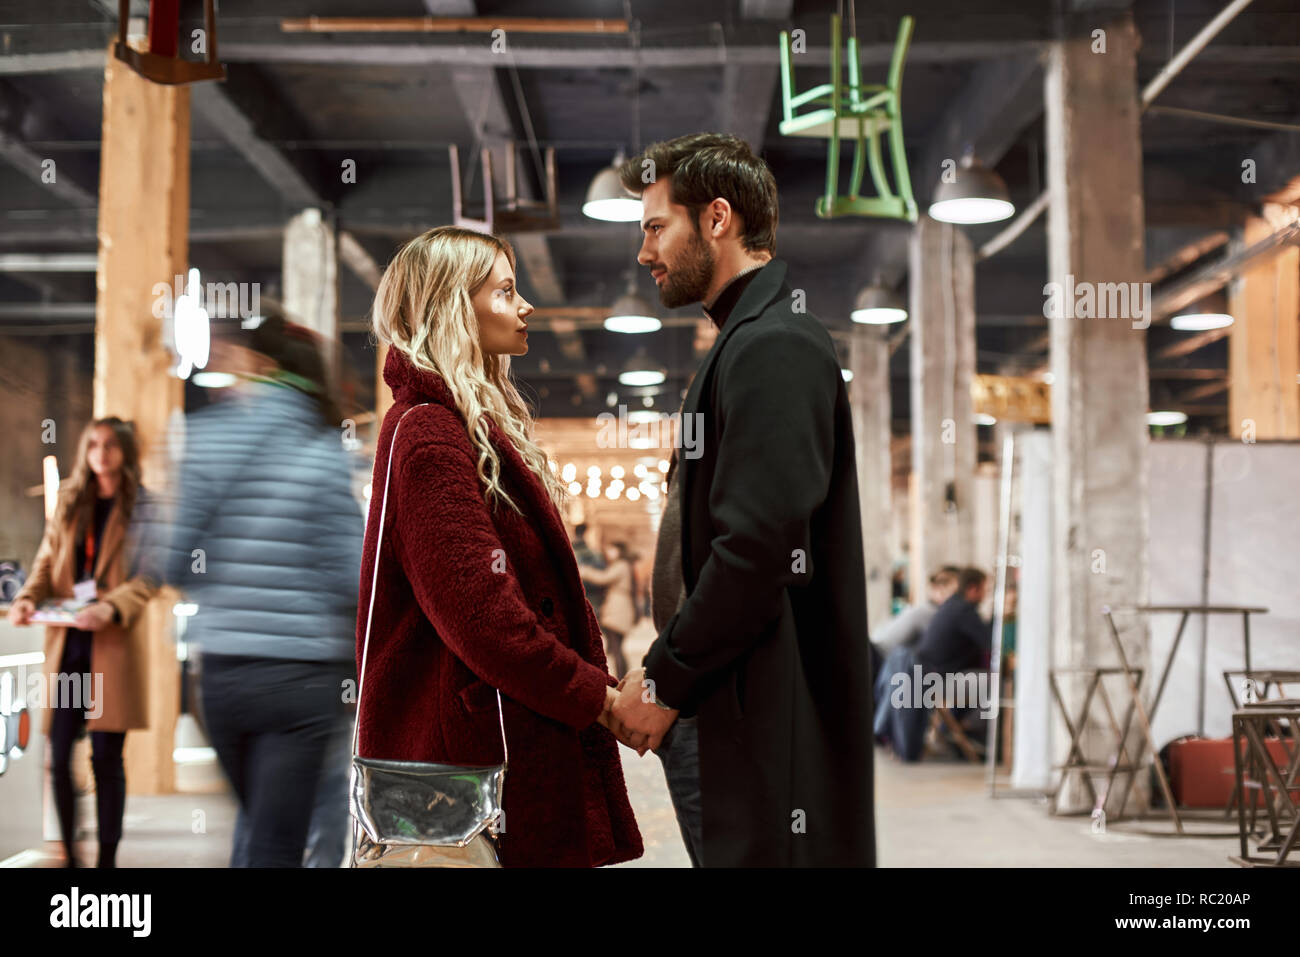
[605,274,661,333]
[584,151,642,222]
[1170,292,1234,331]
[618,347,666,387]
[928,151,1014,225]
[851,283,908,324]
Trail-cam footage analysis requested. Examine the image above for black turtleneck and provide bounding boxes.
[702,263,767,331]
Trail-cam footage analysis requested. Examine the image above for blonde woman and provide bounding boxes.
[357,225,643,867]
[7,418,158,867]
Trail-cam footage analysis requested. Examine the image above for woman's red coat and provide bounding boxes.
[355,349,643,867]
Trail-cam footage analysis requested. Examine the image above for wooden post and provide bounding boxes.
[1228,215,1300,439]
[94,42,189,794]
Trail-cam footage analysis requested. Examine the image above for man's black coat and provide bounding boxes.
[644,258,874,866]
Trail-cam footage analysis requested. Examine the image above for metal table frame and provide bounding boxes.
[1103,604,1269,835]
[1048,667,1146,818]
[1230,702,1300,867]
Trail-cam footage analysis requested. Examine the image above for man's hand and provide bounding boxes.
[610,667,678,756]
[597,685,647,751]
[72,601,116,632]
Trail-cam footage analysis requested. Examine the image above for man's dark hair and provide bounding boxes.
[958,567,988,595]
[574,523,588,539]
[617,133,779,254]
[930,565,962,587]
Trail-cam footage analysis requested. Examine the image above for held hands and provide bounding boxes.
[604,667,678,757]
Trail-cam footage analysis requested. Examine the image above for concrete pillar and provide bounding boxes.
[850,325,894,632]
[282,208,339,379]
[1228,215,1300,439]
[94,46,189,795]
[908,214,977,602]
[1045,12,1150,812]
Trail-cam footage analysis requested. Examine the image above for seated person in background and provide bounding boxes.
[914,567,992,677]
[870,566,961,681]
[913,566,993,752]
[871,567,960,761]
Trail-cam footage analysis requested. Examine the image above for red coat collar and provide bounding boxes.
[383,347,457,409]
[381,346,590,616]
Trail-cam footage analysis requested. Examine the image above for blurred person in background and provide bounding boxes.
[914,566,993,678]
[870,565,961,683]
[579,541,638,679]
[159,314,362,868]
[913,566,994,753]
[360,225,642,867]
[7,417,160,867]
[571,522,607,612]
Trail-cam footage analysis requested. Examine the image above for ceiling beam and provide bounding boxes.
[0,81,97,207]
[337,231,384,291]
[12,39,1300,78]
[1145,231,1230,284]
[0,252,98,271]
[1177,380,1229,402]
[918,54,1044,205]
[210,40,1048,71]
[190,80,325,209]
[719,0,792,150]
[1153,219,1300,321]
[1154,326,1232,360]
[186,72,396,295]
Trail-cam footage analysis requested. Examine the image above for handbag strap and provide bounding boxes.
[351,402,508,765]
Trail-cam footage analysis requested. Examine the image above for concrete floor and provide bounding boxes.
[1,619,1243,868]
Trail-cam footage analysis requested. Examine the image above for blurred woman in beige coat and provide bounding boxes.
[579,541,638,679]
[7,417,159,867]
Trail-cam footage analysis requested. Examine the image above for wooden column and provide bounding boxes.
[94,44,189,795]
[1228,215,1300,439]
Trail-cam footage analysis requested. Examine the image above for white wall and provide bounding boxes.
[1148,440,1300,746]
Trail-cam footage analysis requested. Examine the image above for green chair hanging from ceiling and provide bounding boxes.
[779,12,916,222]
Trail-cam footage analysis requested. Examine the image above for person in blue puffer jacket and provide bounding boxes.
[156,313,362,867]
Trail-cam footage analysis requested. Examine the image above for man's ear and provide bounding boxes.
[712,198,735,238]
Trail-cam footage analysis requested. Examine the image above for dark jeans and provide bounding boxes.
[656,715,703,867]
[230,710,354,868]
[200,653,349,868]
[49,631,125,867]
[873,645,928,762]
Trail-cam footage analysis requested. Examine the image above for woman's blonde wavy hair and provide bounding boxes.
[371,225,566,515]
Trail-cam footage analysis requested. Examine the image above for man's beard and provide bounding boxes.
[658,229,715,309]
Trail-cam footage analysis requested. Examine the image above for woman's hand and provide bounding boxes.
[595,685,620,732]
[6,598,35,627]
[72,601,117,632]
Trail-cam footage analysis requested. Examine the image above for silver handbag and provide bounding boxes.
[349,403,508,868]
